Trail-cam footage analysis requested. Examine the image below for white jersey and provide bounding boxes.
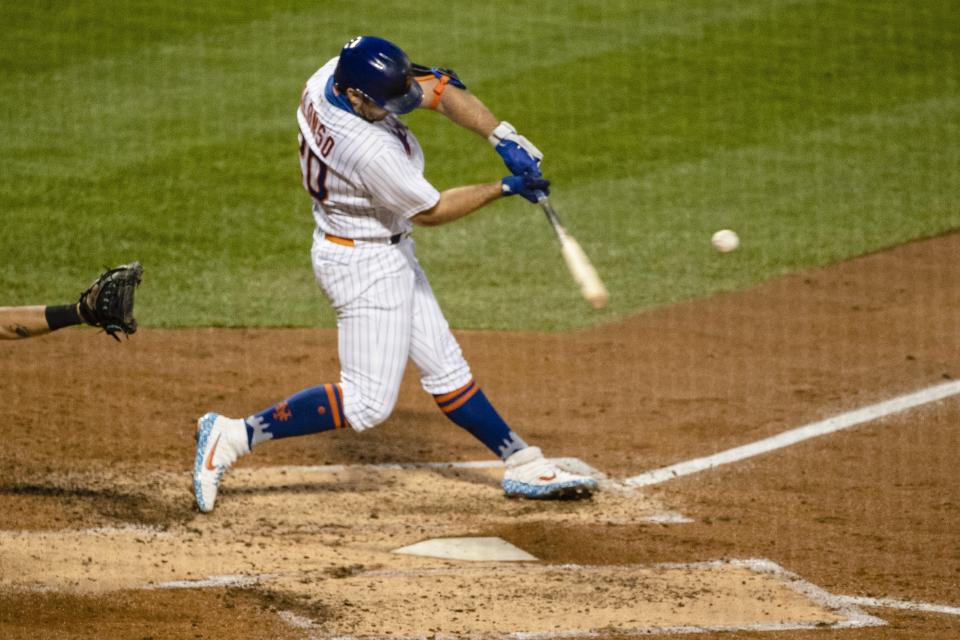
[299,57,471,433]
[297,58,440,240]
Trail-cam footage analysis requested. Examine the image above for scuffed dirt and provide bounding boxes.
[2,233,959,638]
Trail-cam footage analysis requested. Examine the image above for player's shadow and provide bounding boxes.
[0,482,195,529]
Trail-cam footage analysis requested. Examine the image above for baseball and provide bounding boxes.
[711,229,740,253]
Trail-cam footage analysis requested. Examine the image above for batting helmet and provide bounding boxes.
[334,36,423,115]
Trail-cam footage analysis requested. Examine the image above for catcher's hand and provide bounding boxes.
[78,262,144,341]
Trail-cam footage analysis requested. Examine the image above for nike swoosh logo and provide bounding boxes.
[539,473,556,481]
[205,434,221,471]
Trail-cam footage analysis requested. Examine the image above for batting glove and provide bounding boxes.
[501,173,550,204]
[489,121,543,176]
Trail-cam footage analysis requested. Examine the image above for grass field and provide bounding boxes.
[1,0,958,330]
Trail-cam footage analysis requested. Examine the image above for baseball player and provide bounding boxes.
[194,36,597,513]
[0,263,142,340]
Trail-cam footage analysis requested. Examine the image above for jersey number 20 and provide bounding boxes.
[299,132,332,202]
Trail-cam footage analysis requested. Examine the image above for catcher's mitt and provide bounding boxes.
[78,262,144,341]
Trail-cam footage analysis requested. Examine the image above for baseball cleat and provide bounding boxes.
[193,412,249,513]
[502,446,598,500]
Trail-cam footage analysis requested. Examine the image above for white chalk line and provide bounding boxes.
[278,609,320,630]
[626,379,960,487]
[145,574,268,590]
[739,558,884,629]
[257,558,883,639]
[836,595,960,617]
[0,524,167,537]
[142,558,888,632]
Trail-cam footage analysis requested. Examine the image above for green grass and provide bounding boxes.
[2,1,958,330]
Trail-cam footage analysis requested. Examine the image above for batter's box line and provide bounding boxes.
[142,563,960,624]
[625,379,960,488]
[731,558,885,630]
[263,558,885,640]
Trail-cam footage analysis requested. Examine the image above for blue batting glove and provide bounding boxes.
[489,121,543,176]
[501,174,550,204]
[496,140,542,176]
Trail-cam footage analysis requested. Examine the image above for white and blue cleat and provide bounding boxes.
[502,446,598,500]
[193,412,249,513]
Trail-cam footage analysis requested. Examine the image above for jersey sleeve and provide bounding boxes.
[362,149,441,219]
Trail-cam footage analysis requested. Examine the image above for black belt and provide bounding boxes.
[325,232,405,247]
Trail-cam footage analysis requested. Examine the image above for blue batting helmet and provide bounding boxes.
[333,36,423,115]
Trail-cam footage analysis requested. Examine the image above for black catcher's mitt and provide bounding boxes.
[78,261,144,340]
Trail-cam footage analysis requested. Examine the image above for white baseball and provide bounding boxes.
[711,229,740,253]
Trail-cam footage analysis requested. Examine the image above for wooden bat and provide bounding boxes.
[538,196,609,309]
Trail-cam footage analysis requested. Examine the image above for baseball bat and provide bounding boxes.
[538,196,609,310]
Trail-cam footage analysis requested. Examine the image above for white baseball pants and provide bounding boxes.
[311,234,473,431]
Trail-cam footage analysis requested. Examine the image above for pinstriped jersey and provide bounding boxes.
[297,58,440,239]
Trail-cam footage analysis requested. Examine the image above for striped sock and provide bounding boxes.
[435,381,527,460]
[244,384,348,447]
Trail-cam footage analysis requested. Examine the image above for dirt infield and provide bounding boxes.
[2,233,959,638]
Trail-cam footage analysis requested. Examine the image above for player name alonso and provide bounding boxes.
[300,89,335,157]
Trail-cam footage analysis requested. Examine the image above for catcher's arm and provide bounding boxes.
[0,305,53,340]
[78,261,144,341]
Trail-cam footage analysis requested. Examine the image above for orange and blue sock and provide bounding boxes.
[435,380,527,460]
[244,384,348,447]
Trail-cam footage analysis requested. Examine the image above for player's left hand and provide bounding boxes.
[489,121,543,176]
[501,173,550,203]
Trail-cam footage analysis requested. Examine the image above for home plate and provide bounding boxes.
[392,537,538,562]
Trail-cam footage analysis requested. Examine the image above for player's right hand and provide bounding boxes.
[501,173,550,203]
